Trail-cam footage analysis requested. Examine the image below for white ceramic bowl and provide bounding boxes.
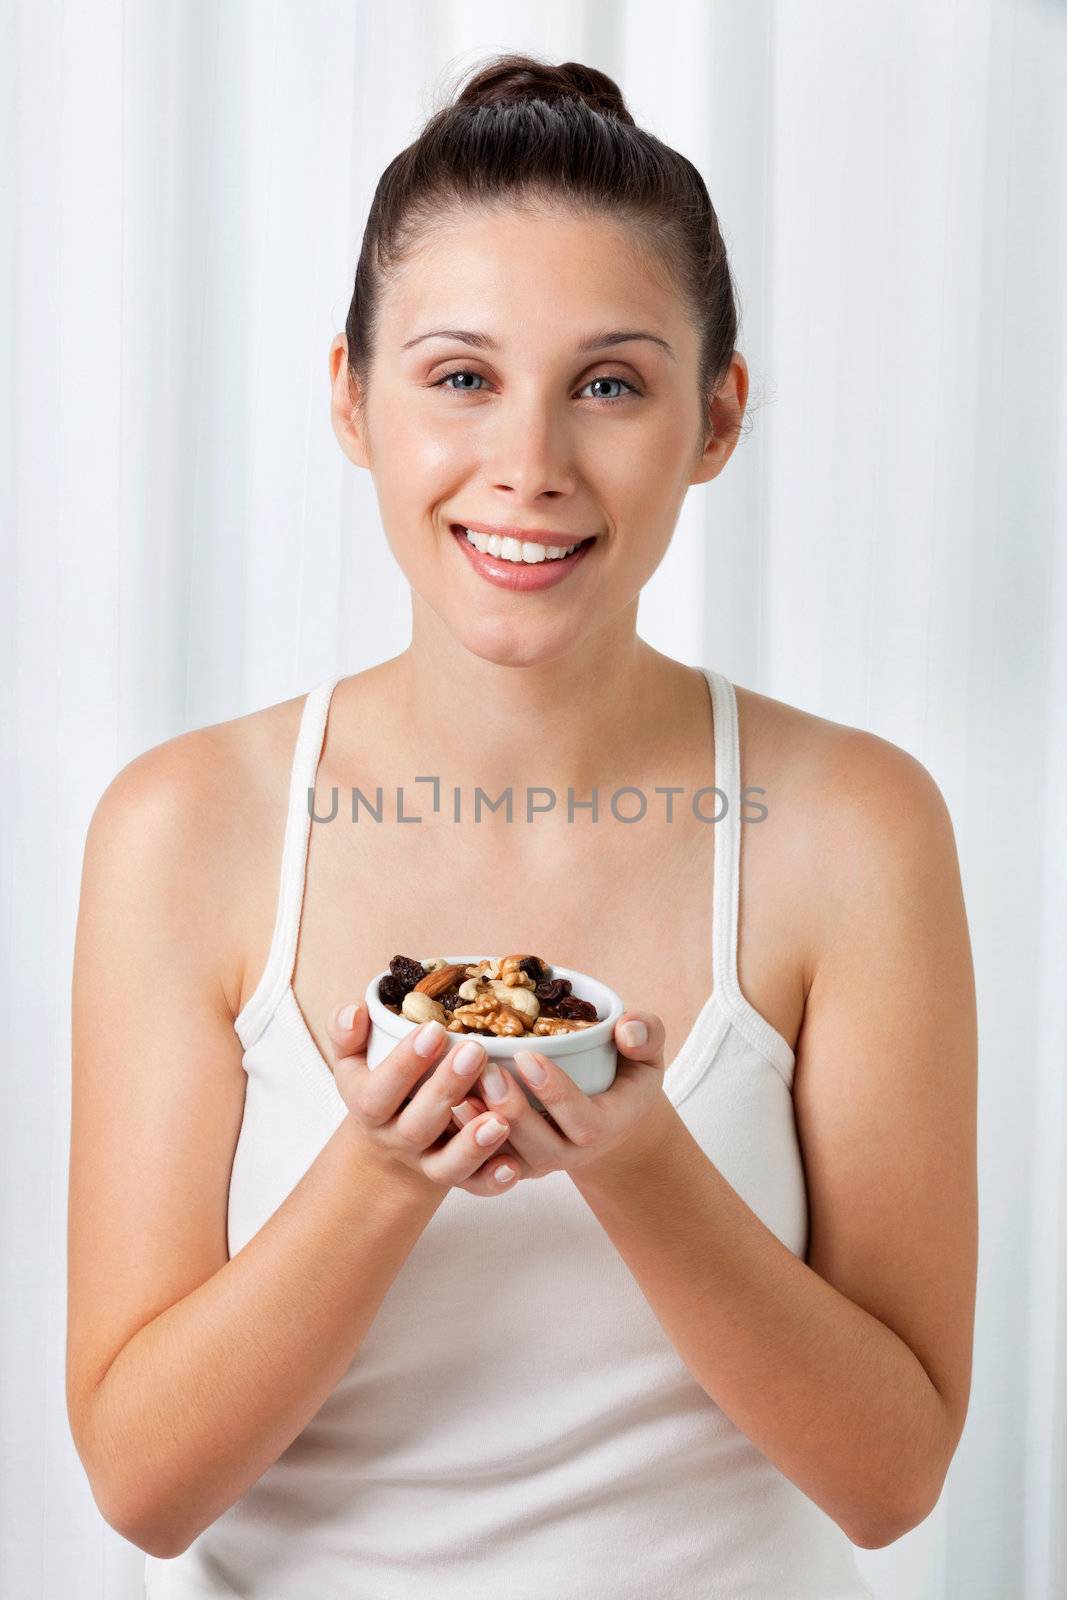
[364,957,625,1108]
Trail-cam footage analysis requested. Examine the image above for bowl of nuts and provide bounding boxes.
[365,952,625,1104]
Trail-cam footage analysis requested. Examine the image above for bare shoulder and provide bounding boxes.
[733,682,958,977]
[85,691,308,1012]
[734,678,941,804]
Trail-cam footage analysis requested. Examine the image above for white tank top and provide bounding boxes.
[144,665,875,1599]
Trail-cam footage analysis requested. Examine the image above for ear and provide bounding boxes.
[690,350,749,487]
[329,333,371,470]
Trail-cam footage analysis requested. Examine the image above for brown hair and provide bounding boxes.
[343,51,743,447]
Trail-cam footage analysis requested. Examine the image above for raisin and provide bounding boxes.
[535,977,571,1006]
[389,954,427,993]
[378,975,405,1007]
[520,955,547,983]
[440,991,463,1013]
[557,995,598,1023]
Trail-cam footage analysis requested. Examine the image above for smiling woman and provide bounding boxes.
[68,45,974,1600]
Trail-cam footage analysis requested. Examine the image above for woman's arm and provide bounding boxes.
[67,739,442,1560]
[80,1117,438,1560]
[569,733,978,1550]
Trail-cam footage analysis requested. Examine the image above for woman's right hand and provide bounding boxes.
[324,1003,524,1198]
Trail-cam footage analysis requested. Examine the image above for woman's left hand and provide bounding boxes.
[450,1011,675,1188]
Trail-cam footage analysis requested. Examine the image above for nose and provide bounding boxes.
[484,398,579,502]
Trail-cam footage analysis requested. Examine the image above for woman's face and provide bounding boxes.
[330,204,746,667]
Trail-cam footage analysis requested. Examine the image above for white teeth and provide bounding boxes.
[461,527,580,563]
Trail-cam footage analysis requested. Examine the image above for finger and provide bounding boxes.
[326,999,371,1059]
[512,1049,599,1146]
[342,1017,457,1125]
[450,1095,485,1129]
[325,1002,375,1109]
[393,1038,490,1148]
[447,1094,524,1171]
[474,1062,564,1163]
[419,1108,513,1188]
[455,1148,523,1197]
[613,1011,665,1068]
[450,1097,527,1176]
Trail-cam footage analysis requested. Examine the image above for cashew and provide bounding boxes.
[401,990,447,1025]
[489,980,539,1022]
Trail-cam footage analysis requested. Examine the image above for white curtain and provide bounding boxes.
[4,2,1065,1596]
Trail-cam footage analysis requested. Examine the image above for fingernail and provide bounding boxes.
[476,1117,508,1146]
[452,1041,486,1075]
[514,1051,548,1086]
[414,1019,447,1056]
[493,1164,516,1184]
[336,1003,359,1030]
[482,1064,507,1101]
[619,1019,647,1048]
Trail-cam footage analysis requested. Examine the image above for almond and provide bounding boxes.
[413,962,468,999]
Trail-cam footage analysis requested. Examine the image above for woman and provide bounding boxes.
[67,52,977,1599]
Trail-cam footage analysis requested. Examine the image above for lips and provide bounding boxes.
[450,523,596,592]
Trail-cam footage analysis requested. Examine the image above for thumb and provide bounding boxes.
[327,999,371,1059]
[613,1011,664,1067]
[325,1000,373,1109]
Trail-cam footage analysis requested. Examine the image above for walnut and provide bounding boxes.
[450,994,529,1037]
[497,954,537,988]
[485,1004,531,1037]
[464,958,502,983]
[450,992,498,1024]
[532,1016,596,1036]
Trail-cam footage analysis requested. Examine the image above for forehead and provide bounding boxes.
[381,203,686,345]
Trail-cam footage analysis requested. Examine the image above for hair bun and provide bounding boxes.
[454,53,634,126]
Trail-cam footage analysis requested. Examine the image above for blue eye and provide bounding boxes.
[579,375,637,403]
[431,370,640,405]
[437,371,487,394]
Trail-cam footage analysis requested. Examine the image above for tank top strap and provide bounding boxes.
[700,663,794,1071]
[233,673,345,1051]
[701,665,743,1002]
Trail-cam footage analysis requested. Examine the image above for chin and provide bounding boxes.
[452,615,579,671]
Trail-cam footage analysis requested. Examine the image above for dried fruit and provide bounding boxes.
[557,995,598,1023]
[390,954,427,993]
[535,977,571,1006]
[378,952,601,1038]
[377,974,406,1008]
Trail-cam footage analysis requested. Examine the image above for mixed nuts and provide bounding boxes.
[377,953,601,1039]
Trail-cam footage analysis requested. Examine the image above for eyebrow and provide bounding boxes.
[400,328,676,361]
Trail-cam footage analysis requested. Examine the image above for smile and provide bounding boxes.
[450,524,597,592]
[456,525,593,562]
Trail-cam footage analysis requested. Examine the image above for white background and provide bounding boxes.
[3,2,1066,1596]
